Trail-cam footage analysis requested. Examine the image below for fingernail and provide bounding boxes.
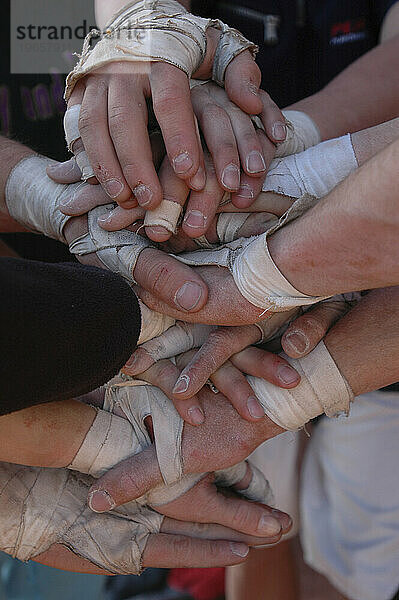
[173,152,194,175]
[236,184,254,200]
[230,542,249,558]
[247,396,265,419]
[134,184,153,207]
[88,490,116,513]
[103,178,124,199]
[258,514,281,536]
[246,151,266,174]
[284,331,309,356]
[277,364,300,385]
[173,375,190,395]
[184,210,207,229]
[272,121,287,142]
[221,164,240,191]
[189,166,206,190]
[187,406,205,425]
[174,282,203,311]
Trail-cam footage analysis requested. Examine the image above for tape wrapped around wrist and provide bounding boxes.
[65,0,257,101]
[248,341,354,430]
[176,194,331,312]
[5,156,72,243]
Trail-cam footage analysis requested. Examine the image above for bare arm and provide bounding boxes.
[289,33,399,139]
[269,137,399,297]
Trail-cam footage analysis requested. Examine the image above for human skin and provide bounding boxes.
[87,286,399,512]
[64,0,284,214]
[138,136,399,325]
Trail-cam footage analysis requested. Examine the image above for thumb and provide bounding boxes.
[88,446,162,512]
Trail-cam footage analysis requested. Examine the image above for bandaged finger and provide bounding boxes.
[64,104,95,181]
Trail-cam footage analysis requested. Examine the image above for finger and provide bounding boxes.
[97,205,146,231]
[46,158,82,184]
[140,359,205,426]
[224,51,263,116]
[230,212,278,238]
[230,130,275,208]
[143,533,249,568]
[137,265,262,326]
[281,301,349,358]
[208,85,266,180]
[231,347,301,388]
[258,89,287,144]
[88,446,163,511]
[150,63,203,185]
[78,79,136,208]
[144,157,189,243]
[59,181,113,216]
[134,248,208,313]
[108,79,163,209]
[192,87,240,192]
[172,326,261,400]
[219,190,294,215]
[182,152,226,238]
[123,322,213,376]
[211,361,266,422]
[161,490,282,541]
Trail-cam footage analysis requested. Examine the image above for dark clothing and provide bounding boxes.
[0,259,141,414]
[194,0,396,107]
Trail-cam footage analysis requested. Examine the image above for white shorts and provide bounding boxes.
[300,390,399,600]
[249,430,300,538]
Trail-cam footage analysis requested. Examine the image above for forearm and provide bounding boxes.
[269,138,399,296]
[325,287,399,396]
[0,136,34,232]
[352,117,399,164]
[0,400,96,468]
[289,35,399,139]
[95,0,190,29]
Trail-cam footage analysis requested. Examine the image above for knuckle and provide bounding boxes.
[171,536,194,557]
[231,502,254,532]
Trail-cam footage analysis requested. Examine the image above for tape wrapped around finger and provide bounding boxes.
[144,199,183,234]
[212,22,258,87]
[251,110,321,157]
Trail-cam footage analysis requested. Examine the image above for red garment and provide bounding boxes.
[168,567,225,600]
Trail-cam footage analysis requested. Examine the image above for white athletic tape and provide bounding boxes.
[217,213,251,244]
[263,135,358,199]
[215,463,274,505]
[138,301,175,345]
[69,409,142,477]
[69,204,153,283]
[65,0,257,101]
[64,104,81,151]
[276,110,321,157]
[249,341,353,431]
[138,322,215,362]
[176,194,330,311]
[5,156,72,242]
[212,22,258,87]
[144,199,183,234]
[0,461,163,574]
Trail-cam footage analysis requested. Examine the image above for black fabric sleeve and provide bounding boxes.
[0,258,141,414]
